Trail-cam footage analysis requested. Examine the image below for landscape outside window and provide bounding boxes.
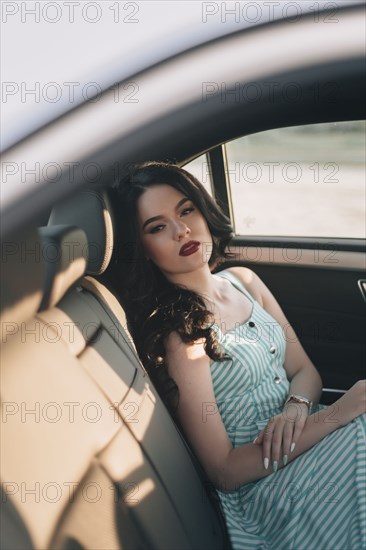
[225,121,366,238]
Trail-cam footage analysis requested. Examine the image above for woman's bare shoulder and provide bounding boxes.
[222,266,264,307]
[164,332,207,374]
[164,331,205,353]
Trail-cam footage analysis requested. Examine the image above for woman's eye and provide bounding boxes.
[181,207,195,216]
[150,224,165,234]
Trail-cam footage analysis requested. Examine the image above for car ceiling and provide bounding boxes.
[2,0,361,151]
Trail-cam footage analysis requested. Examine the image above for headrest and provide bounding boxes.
[48,189,114,275]
[38,225,88,310]
[1,227,44,329]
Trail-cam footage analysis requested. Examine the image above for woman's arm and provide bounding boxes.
[165,330,365,493]
[227,266,323,404]
[224,380,365,492]
[224,404,340,492]
[226,267,323,466]
[165,331,282,489]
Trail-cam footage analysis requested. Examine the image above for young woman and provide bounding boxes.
[114,161,366,550]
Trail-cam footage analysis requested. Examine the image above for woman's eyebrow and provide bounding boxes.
[142,197,191,230]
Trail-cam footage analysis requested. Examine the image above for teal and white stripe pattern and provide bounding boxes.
[210,270,366,549]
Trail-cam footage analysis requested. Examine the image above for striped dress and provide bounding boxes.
[211,270,366,550]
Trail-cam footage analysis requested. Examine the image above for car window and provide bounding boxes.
[225,121,366,238]
[184,153,213,196]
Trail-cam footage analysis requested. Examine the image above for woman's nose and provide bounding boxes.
[173,219,190,240]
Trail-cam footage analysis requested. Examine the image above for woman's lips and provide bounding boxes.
[179,240,200,256]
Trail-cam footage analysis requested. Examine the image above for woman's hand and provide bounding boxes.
[333,380,366,427]
[253,401,309,472]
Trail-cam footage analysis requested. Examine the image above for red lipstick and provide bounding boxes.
[179,240,200,256]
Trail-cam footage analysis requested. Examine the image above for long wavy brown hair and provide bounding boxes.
[112,161,234,417]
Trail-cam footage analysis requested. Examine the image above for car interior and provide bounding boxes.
[1,4,365,549]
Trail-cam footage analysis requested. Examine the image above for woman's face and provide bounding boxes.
[137,184,213,280]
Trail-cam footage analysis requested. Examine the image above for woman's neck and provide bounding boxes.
[165,266,225,305]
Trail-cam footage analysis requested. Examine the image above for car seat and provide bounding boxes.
[0,188,231,549]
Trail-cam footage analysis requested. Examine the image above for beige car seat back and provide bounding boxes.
[0,189,230,549]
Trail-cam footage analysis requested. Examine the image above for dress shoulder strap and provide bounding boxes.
[215,270,255,303]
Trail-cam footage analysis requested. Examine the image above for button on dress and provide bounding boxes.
[210,271,366,549]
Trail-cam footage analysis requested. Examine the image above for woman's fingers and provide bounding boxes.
[262,416,276,471]
[282,421,294,466]
[290,414,307,453]
[253,431,263,445]
[254,408,308,471]
[259,417,295,472]
[270,434,281,472]
[284,402,309,455]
